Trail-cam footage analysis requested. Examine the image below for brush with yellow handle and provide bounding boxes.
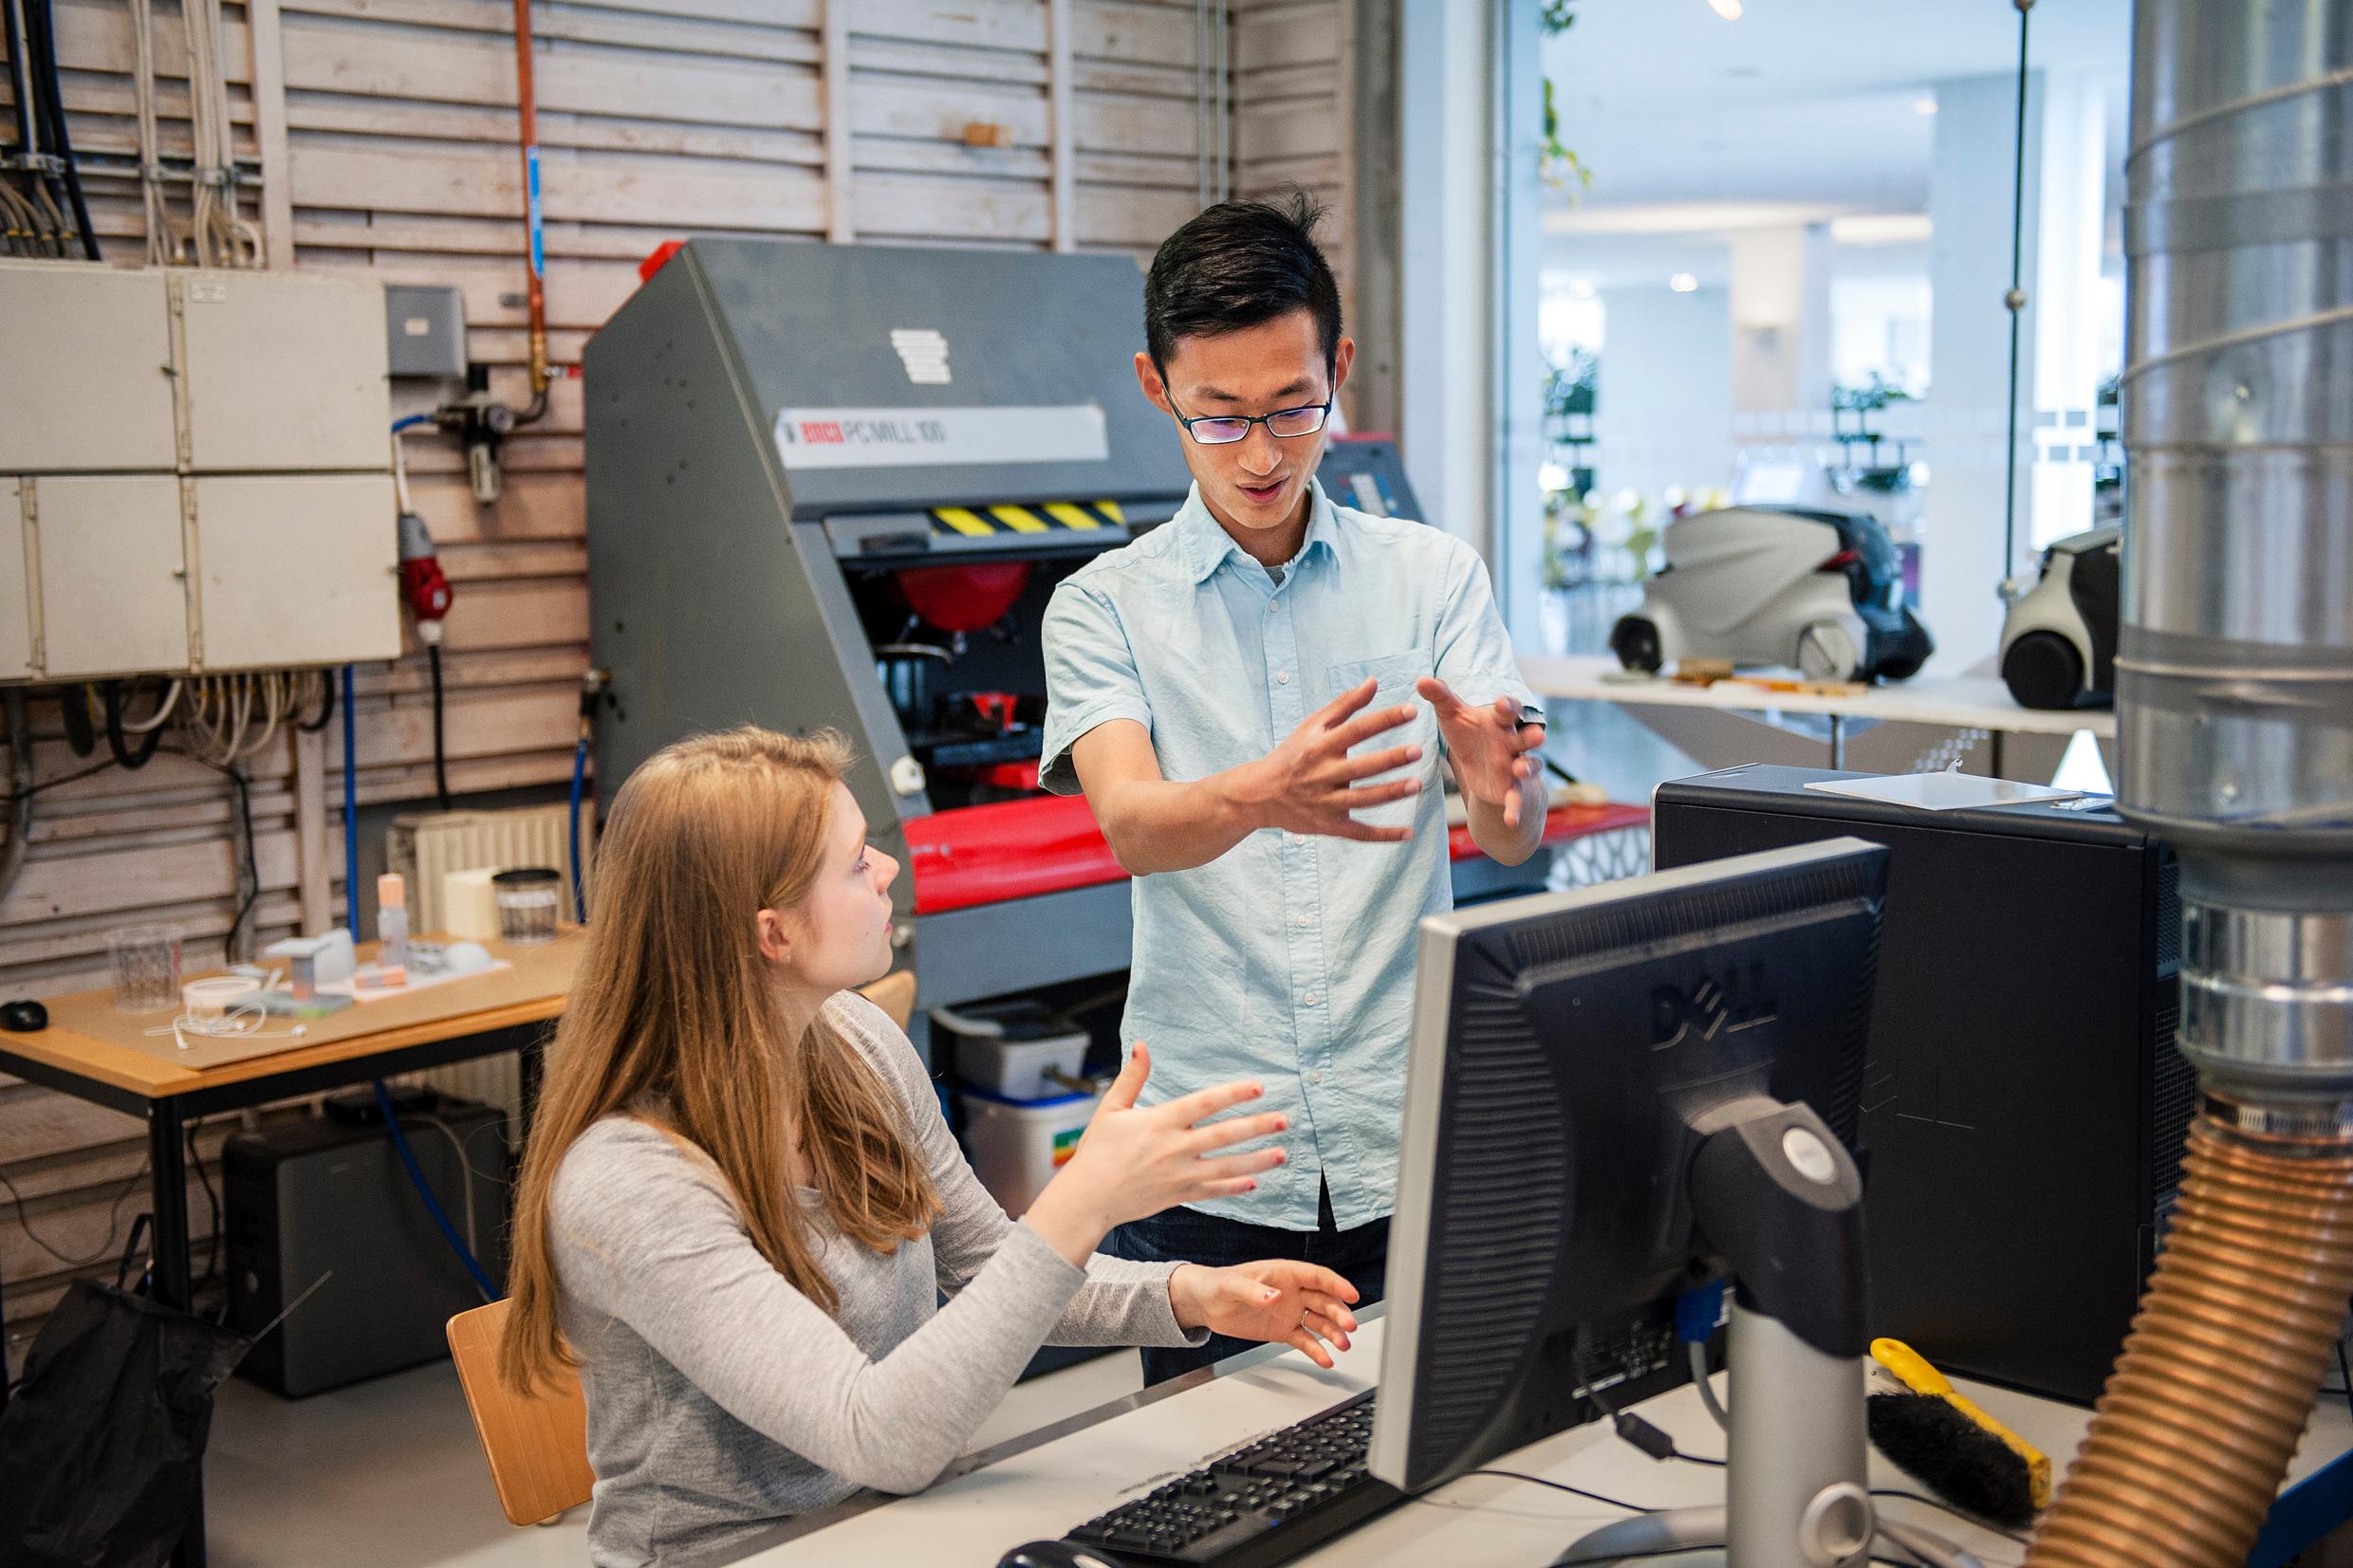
[1867,1337,2050,1530]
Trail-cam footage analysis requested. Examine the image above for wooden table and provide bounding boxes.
[0,930,584,1568]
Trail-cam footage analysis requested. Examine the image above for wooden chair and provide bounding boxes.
[859,968,917,1031]
[446,1298,595,1526]
[449,972,913,1525]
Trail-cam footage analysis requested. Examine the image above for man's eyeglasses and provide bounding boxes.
[1171,396,1333,446]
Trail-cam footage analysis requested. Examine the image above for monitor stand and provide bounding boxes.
[1554,1098,1986,1568]
[1558,1300,1872,1565]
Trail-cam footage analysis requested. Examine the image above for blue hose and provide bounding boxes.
[390,414,432,434]
[341,664,358,928]
[568,734,589,923]
[373,1081,497,1300]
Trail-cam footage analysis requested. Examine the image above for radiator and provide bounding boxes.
[386,803,591,932]
[400,1056,523,1128]
[384,802,592,1125]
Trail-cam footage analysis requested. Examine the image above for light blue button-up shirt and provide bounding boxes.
[1039,479,1540,1230]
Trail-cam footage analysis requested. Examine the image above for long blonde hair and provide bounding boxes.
[498,726,939,1393]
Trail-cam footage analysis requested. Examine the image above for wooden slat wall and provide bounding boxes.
[1232,0,1354,424]
[0,0,1363,1375]
[1236,0,1345,200]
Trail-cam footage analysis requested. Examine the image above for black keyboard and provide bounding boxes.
[1061,1389,1404,1567]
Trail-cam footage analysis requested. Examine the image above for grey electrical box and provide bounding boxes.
[0,260,400,683]
[384,283,467,378]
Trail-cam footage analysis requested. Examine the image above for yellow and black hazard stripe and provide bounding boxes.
[929,500,1127,539]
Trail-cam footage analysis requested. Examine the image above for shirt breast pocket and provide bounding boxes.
[1325,650,1438,833]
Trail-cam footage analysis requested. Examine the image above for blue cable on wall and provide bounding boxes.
[341,663,357,926]
[568,732,589,922]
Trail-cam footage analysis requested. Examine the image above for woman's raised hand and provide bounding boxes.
[1024,1042,1288,1266]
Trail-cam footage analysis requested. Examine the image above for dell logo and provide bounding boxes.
[1650,964,1779,1049]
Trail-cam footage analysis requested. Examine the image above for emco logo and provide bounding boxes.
[1649,964,1778,1050]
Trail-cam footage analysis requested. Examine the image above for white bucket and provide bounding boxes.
[959,1087,1100,1217]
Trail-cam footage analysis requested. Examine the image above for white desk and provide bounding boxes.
[716,1315,2353,1568]
[1522,655,2115,781]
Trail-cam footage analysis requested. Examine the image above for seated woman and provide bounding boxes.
[497,726,1360,1567]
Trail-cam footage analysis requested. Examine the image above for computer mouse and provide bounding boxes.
[0,998,48,1032]
[442,940,493,974]
[995,1543,1123,1568]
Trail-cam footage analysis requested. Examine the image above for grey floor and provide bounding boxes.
[202,1348,1143,1567]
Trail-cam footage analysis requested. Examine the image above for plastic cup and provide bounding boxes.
[492,868,563,945]
[107,923,182,1012]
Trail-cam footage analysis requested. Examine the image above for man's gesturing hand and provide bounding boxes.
[1230,677,1424,843]
[1417,677,1546,829]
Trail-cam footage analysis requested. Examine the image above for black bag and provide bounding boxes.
[0,1277,249,1568]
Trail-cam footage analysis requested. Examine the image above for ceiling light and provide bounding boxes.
[1708,0,1744,17]
[1914,96,1938,116]
[1830,212,1934,247]
[1670,272,1700,293]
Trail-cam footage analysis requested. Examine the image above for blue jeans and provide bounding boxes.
[1112,1180,1390,1386]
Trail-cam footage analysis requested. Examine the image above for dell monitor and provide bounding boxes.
[1368,838,1889,1520]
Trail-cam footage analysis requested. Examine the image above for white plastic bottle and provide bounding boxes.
[377,873,410,984]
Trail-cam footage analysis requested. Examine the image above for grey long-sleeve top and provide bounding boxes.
[548,990,1205,1567]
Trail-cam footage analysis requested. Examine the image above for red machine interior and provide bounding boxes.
[905,795,1651,916]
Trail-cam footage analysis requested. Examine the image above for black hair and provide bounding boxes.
[1143,191,1342,373]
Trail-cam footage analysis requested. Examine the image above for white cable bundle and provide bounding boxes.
[147,970,305,1053]
[118,677,181,736]
[160,670,327,968]
[147,1003,305,1054]
[129,0,172,264]
[176,671,324,767]
[0,7,70,260]
[179,0,259,267]
[0,156,58,256]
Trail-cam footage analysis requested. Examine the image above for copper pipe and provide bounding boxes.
[2026,1115,2353,1568]
[511,0,549,403]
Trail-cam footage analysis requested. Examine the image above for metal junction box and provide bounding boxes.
[0,261,402,681]
[383,283,469,380]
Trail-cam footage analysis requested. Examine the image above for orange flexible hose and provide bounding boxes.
[2026,1116,2353,1568]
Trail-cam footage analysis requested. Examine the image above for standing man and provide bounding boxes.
[1039,194,1547,1384]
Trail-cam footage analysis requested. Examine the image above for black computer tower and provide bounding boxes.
[1652,765,2185,1405]
[225,1096,510,1397]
